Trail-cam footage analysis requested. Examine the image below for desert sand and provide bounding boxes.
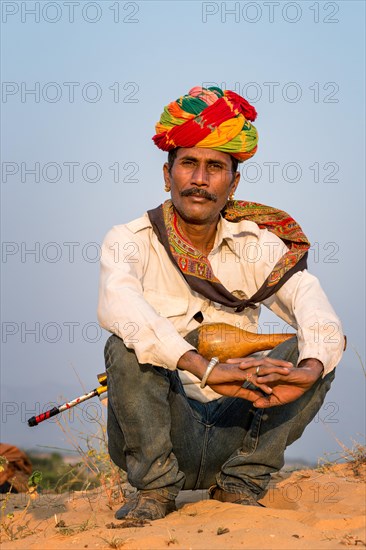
[1,462,365,550]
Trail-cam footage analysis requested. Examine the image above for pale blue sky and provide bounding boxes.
[1,0,365,462]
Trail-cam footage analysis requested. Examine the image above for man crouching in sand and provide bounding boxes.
[98,86,344,520]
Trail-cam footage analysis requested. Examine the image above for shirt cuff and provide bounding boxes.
[152,333,196,370]
[297,345,343,376]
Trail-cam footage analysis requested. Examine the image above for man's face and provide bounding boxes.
[163,147,240,225]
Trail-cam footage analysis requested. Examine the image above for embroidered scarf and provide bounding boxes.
[147,200,310,312]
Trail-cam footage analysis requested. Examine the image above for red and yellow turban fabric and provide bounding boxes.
[152,86,258,162]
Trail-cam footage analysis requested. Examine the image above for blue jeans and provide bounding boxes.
[105,336,335,500]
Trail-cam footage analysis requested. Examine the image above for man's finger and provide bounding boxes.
[255,372,292,383]
[253,382,273,394]
[261,358,294,368]
[236,359,293,370]
[239,365,291,376]
[253,395,283,408]
[226,357,293,368]
[235,387,265,401]
[209,383,263,402]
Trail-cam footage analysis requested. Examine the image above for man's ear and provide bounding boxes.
[163,163,171,192]
[231,170,240,194]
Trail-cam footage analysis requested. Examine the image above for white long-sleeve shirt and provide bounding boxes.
[98,212,344,402]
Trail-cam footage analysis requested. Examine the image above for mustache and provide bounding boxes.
[180,188,218,202]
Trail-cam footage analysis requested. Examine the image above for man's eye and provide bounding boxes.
[181,160,195,166]
[209,163,223,171]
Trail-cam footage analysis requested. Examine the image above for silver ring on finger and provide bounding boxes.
[256,366,260,375]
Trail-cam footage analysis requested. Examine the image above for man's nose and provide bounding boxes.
[191,163,209,186]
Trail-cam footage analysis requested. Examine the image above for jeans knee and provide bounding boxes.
[268,336,299,366]
[105,333,123,361]
[104,334,133,373]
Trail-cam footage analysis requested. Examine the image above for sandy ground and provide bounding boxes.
[1,462,365,550]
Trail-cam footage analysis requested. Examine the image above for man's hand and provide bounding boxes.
[207,356,294,400]
[178,351,324,407]
[178,351,293,401]
[233,357,324,408]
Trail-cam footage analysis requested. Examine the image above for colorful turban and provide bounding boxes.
[152,86,258,162]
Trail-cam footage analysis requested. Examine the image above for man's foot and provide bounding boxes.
[209,485,265,507]
[115,490,177,520]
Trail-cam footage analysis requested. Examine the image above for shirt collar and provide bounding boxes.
[211,216,239,256]
[211,215,260,257]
